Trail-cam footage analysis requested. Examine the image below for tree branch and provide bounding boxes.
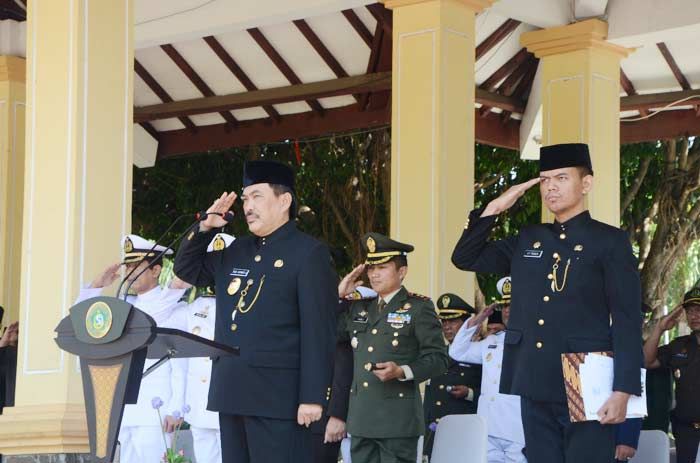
[621,156,652,212]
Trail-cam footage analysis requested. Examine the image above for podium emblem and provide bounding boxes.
[86,301,113,339]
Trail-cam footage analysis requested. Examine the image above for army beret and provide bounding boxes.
[437,293,476,320]
[539,143,593,175]
[362,232,414,265]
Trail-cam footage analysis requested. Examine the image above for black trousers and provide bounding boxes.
[311,432,341,463]
[671,417,700,463]
[219,413,312,463]
[521,397,615,463]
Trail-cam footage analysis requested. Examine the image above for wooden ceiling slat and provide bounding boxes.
[657,42,691,90]
[139,122,160,140]
[293,19,349,78]
[342,9,373,48]
[479,48,530,93]
[358,16,389,111]
[620,68,649,117]
[247,27,325,116]
[203,36,280,122]
[134,59,197,132]
[160,44,238,127]
[500,58,539,123]
[476,19,521,61]
[366,3,393,35]
[135,72,393,123]
[478,52,534,117]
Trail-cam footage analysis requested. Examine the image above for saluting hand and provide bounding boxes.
[200,191,237,232]
[297,403,323,427]
[338,264,366,298]
[481,177,541,218]
[467,303,497,328]
[657,304,683,332]
[90,262,122,289]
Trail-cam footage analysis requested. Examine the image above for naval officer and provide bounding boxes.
[77,234,188,463]
[451,143,643,462]
[337,233,449,463]
[174,160,338,463]
[422,292,482,460]
[449,277,525,463]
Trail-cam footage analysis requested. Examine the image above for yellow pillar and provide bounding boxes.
[384,0,492,303]
[0,0,134,455]
[0,56,25,326]
[521,19,631,226]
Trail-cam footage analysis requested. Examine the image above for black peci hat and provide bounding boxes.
[539,143,593,175]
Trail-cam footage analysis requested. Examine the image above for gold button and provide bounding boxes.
[254,255,261,262]
[560,233,566,239]
[538,319,544,326]
[364,362,372,371]
[363,382,369,388]
[230,323,237,331]
[393,332,399,337]
[392,339,399,347]
[439,385,445,390]
[536,341,543,349]
[201,377,208,383]
[399,393,404,398]
[543,296,550,302]
[371,328,378,334]
[547,274,554,280]
[368,346,374,352]
[436,401,442,406]
[460,372,464,376]
[192,326,201,335]
[553,252,559,259]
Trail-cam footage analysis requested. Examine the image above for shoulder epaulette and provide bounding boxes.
[408,292,431,301]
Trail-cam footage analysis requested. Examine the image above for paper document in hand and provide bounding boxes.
[579,353,647,421]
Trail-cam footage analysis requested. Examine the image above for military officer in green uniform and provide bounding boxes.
[337,233,449,463]
[422,293,481,460]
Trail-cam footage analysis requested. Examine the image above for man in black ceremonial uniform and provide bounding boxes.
[174,160,338,463]
[644,287,700,463]
[451,143,643,463]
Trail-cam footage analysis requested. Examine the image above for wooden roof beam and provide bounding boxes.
[203,36,280,122]
[479,48,530,93]
[366,3,393,36]
[135,72,393,123]
[621,109,700,144]
[476,19,521,61]
[657,42,691,90]
[500,57,539,123]
[342,9,373,48]
[479,54,534,117]
[247,27,325,116]
[134,59,197,132]
[160,44,238,127]
[620,88,700,112]
[620,68,649,117]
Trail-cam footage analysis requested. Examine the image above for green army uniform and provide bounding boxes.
[339,233,449,463]
[422,293,481,459]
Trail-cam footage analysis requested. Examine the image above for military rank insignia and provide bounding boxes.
[123,236,134,253]
[213,235,226,251]
[387,312,411,326]
[228,277,242,295]
[367,236,376,253]
[442,295,450,307]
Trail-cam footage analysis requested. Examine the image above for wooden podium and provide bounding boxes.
[54,296,237,463]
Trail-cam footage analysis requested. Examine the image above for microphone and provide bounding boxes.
[195,211,235,222]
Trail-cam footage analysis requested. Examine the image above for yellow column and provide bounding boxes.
[521,19,631,226]
[384,0,492,303]
[0,0,134,455]
[0,56,25,327]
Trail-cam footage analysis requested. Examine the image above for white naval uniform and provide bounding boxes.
[449,320,526,463]
[185,295,221,463]
[77,285,188,463]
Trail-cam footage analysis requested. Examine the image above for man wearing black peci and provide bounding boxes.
[174,160,338,463]
[451,143,643,463]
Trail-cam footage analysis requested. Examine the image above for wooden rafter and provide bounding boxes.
[135,72,393,123]
[366,3,392,35]
[160,44,238,127]
[342,9,373,48]
[620,68,649,117]
[247,27,325,116]
[479,48,530,93]
[203,36,280,122]
[657,42,691,90]
[479,53,534,117]
[620,88,700,112]
[358,20,385,111]
[139,122,160,140]
[621,109,700,144]
[134,59,197,132]
[500,57,538,123]
[476,19,521,61]
[294,20,349,78]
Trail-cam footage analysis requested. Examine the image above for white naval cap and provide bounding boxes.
[496,276,512,302]
[347,286,378,300]
[122,234,173,264]
[206,233,235,253]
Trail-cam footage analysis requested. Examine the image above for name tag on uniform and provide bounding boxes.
[195,312,208,318]
[673,352,688,359]
[487,344,497,349]
[387,312,411,325]
[353,315,368,323]
[523,250,543,258]
[230,268,250,277]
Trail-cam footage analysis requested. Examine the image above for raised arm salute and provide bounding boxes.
[174,161,338,463]
[452,143,643,463]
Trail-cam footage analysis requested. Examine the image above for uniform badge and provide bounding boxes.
[387,312,411,325]
[674,369,681,379]
[533,241,541,249]
[228,277,242,295]
[524,250,543,258]
[123,237,134,253]
[192,326,201,335]
[274,259,284,268]
[351,337,359,349]
[353,314,368,323]
[367,236,376,253]
[230,268,250,277]
[213,235,226,251]
[85,301,113,339]
[442,295,451,307]
[391,324,404,329]
[485,352,493,362]
[574,244,583,252]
